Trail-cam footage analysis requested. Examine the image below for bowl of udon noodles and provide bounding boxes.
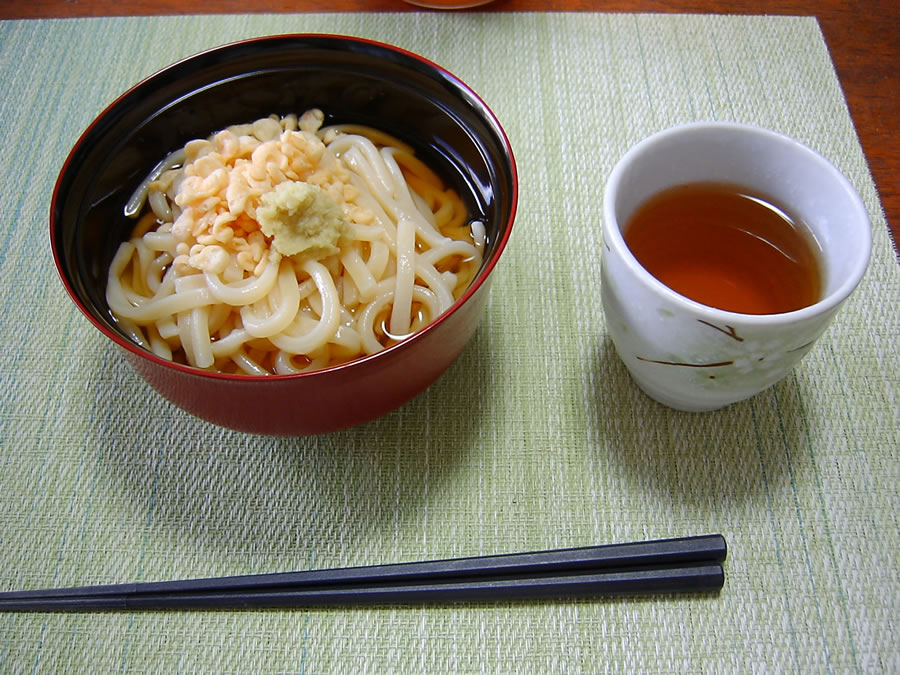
[51,34,517,435]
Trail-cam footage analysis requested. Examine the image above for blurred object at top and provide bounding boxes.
[402,0,496,8]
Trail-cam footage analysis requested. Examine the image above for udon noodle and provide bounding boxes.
[106,109,485,375]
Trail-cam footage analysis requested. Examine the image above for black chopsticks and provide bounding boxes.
[0,534,726,612]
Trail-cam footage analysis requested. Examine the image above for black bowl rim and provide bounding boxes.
[51,33,518,382]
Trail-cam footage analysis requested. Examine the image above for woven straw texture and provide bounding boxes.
[0,12,897,674]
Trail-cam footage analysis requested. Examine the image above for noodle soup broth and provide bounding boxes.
[109,111,491,376]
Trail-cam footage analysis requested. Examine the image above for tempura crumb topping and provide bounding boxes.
[149,110,362,278]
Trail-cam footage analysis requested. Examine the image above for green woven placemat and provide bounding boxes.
[1,12,897,673]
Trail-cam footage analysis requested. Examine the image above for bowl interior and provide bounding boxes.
[52,34,516,360]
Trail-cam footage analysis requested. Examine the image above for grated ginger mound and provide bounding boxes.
[257,181,352,261]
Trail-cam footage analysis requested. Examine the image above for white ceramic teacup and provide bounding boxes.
[601,122,872,411]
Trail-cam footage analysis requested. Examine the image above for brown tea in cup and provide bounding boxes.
[623,182,823,314]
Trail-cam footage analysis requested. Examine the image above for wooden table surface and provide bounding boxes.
[5,0,898,253]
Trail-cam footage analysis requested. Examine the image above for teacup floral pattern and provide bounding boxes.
[634,318,819,393]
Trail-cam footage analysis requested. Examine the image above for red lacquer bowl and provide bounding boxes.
[51,35,517,436]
